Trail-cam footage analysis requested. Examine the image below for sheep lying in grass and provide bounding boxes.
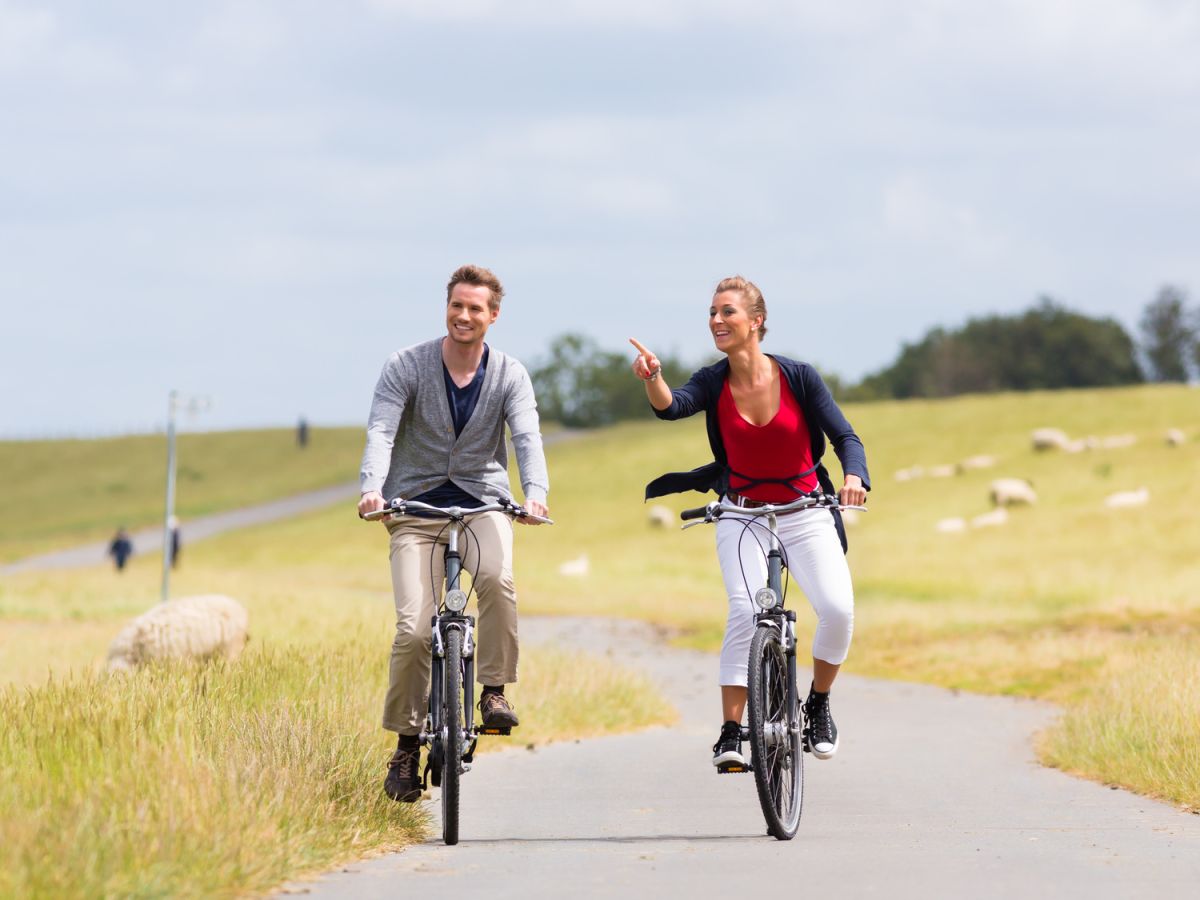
[107,594,249,672]
[990,478,1037,507]
[1032,428,1070,451]
[647,504,675,528]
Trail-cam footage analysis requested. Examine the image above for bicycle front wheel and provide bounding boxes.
[441,627,465,845]
[747,622,803,839]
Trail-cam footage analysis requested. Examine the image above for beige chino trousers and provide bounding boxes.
[382,511,518,735]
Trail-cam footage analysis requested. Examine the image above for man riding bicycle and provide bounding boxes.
[358,264,550,803]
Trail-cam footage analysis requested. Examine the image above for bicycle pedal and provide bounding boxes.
[717,762,752,774]
[478,726,511,736]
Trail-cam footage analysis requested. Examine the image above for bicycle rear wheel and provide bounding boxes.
[441,627,465,845]
[747,622,803,839]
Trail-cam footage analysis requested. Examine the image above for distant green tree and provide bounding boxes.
[1139,285,1194,382]
[854,299,1142,399]
[530,333,691,427]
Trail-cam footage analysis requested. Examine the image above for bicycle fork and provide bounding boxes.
[423,524,479,777]
[764,522,801,754]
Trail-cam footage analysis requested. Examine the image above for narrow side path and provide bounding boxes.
[284,617,1200,900]
[0,482,359,576]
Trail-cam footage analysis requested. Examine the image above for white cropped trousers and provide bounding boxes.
[715,505,855,686]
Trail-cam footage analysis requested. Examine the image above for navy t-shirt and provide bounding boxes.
[411,346,489,510]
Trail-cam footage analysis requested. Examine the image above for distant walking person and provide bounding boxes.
[631,275,869,768]
[168,516,182,569]
[108,527,134,572]
[297,416,309,448]
[358,264,550,804]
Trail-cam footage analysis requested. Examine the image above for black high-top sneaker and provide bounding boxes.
[803,688,839,760]
[712,720,746,767]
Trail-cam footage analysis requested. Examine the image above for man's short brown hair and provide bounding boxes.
[446,264,504,312]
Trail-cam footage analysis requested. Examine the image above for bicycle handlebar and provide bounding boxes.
[362,497,554,525]
[680,493,866,526]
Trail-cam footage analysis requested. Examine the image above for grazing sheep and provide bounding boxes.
[1031,428,1070,452]
[895,466,925,482]
[647,504,675,528]
[558,554,589,577]
[927,464,957,479]
[971,508,1009,529]
[935,517,967,534]
[990,478,1037,507]
[1104,488,1150,509]
[1062,439,1090,454]
[107,594,249,672]
[1166,428,1186,447]
[958,455,997,471]
[1098,434,1137,450]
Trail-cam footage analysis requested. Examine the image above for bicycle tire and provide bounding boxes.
[747,623,803,839]
[441,627,464,845]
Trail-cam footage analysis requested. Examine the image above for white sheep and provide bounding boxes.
[971,508,1009,528]
[1098,434,1137,450]
[895,466,925,482]
[647,504,675,528]
[1031,428,1070,452]
[557,554,589,577]
[107,594,249,671]
[927,464,957,479]
[990,478,1037,507]
[935,517,967,534]
[1166,428,1186,447]
[1104,488,1150,509]
[958,455,997,471]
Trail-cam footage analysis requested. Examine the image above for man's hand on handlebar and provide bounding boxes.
[517,498,550,526]
[358,490,386,520]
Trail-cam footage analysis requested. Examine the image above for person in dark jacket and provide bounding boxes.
[108,527,134,572]
[630,275,870,768]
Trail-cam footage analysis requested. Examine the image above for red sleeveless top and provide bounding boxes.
[717,376,818,501]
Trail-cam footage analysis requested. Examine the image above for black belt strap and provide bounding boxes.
[727,462,819,494]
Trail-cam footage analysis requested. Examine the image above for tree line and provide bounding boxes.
[529,285,1197,427]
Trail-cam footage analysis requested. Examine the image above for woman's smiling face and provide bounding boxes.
[709,289,761,352]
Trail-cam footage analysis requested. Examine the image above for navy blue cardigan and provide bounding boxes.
[644,355,870,551]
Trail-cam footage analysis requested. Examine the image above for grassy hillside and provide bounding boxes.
[0,427,364,563]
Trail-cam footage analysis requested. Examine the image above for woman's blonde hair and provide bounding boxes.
[714,275,767,340]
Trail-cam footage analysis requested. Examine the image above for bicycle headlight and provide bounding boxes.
[445,589,469,612]
[754,587,779,610]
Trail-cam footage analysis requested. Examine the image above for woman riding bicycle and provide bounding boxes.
[630,275,869,768]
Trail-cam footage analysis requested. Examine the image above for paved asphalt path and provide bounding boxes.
[284,617,1200,900]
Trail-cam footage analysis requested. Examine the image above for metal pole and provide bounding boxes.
[160,390,178,605]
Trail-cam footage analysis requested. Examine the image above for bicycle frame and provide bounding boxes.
[681,492,864,838]
[362,496,551,844]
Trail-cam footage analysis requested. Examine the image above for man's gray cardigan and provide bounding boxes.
[360,338,549,506]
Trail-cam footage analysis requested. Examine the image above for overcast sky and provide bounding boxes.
[2,0,1198,437]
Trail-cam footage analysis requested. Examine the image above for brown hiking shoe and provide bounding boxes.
[383,741,422,803]
[479,691,519,729]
